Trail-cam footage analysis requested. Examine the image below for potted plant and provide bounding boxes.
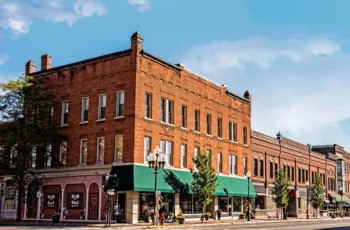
[216,209,222,220]
[239,213,245,220]
[205,212,211,220]
[176,214,185,224]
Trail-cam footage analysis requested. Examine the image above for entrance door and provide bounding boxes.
[88,183,99,220]
[27,195,37,218]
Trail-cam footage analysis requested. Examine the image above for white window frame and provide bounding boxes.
[181,144,187,169]
[194,147,199,170]
[195,110,200,132]
[80,139,88,165]
[61,101,69,125]
[229,122,237,142]
[98,94,106,121]
[96,137,104,164]
[181,105,187,129]
[160,140,173,166]
[145,93,152,119]
[114,135,123,162]
[161,98,174,125]
[243,126,248,145]
[144,136,151,163]
[218,152,222,173]
[116,90,125,119]
[207,114,212,136]
[217,118,223,139]
[81,97,89,123]
[46,144,52,168]
[60,141,67,166]
[229,155,237,175]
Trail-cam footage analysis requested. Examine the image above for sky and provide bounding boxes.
[0,0,350,149]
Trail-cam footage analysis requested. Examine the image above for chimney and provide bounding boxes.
[41,54,52,70]
[176,63,185,70]
[25,60,36,75]
[130,31,143,51]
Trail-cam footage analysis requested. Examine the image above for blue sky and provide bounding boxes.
[1,0,350,149]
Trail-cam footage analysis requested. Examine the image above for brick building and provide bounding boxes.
[0,32,256,223]
[251,131,338,218]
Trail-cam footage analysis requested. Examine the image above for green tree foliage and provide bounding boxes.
[191,149,218,222]
[0,75,64,221]
[310,175,326,219]
[271,167,290,219]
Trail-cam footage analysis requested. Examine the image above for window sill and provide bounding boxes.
[194,131,201,135]
[244,144,248,147]
[207,134,213,137]
[95,162,104,165]
[144,117,153,121]
[60,124,68,127]
[217,137,223,140]
[78,163,87,167]
[181,127,188,130]
[229,140,238,144]
[112,160,123,165]
[80,121,88,125]
[114,116,124,120]
[96,119,106,123]
[160,122,175,127]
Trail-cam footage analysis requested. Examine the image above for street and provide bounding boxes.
[2,219,350,230]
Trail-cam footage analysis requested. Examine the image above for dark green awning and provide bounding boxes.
[110,165,256,197]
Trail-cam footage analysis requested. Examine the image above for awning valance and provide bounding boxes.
[109,165,257,197]
[328,193,350,202]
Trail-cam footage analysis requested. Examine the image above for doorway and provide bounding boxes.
[27,182,39,218]
[88,183,99,220]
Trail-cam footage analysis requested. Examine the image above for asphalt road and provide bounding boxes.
[2,219,350,230]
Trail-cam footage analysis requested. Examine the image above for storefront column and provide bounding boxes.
[98,188,102,220]
[23,189,28,219]
[36,192,41,220]
[295,190,299,218]
[60,188,65,219]
[85,189,89,220]
[126,191,139,224]
[240,197,244,213]
[174,193,180,215]
[231,197,233,218]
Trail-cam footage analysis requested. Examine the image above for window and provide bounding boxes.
[298,168,301,183]
[207,149,212,165]
[161,98,174,125]
[160,140,173,166]
[98,94,106,120]
[207,114,212,135]
[306,170,309,182]
[312,172,315,184]
[244,157,248,175]
[302,169,305,183]
[194,147,199,170]
[145,93,152,119]
[46,144,52,168]
[31,146,36,169]
[253,159,258,176]
[195,110,200,132]
[115,135,123,162]
[60,141,67,166]
[275,163,278,178]
[81,97,89,122]
[230,155,237,175]
[260,159,264,177]
[217,118,222,138]
[48,105,54,126]
[144,136,151,162]
[68,193,83,209]
[292,167,295,181]
[298,197,301,209]
[96,137,104,163]
[269,162,273,179]
[45,193,58,209]
[116,91,125,117]
[80,139,88,164]
[218,152,222,173]
[243,126,248,145]
[181,105,187,128]
[287,166,291,180]
[61,101,69,125]
[181,144,187,168]
[229,122,237,142]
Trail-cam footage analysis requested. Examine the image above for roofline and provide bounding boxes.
[226,90,250,104]
[141,50,182,71]
[29,49,131,77]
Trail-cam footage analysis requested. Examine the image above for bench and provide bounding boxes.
[267,212,276,220]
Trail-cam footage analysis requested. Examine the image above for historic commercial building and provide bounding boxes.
[251,131,338,218]
[0,32,256,223]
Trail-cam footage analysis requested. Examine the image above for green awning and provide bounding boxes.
[110,165,256,197]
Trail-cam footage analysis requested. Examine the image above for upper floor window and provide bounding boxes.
[145,93,152,119]
[269,162,273,179]
[229,155,237,175]
[116,91,125,118]
[195,110,200,132]
[144,136,152,162]
[298,168,301,183]
[96,137,104,164]
[291,166,295,181]
[206,114,212,135]
[243,126,248,145]
[115,135,123,162]
[48,105,54,127]
[287,166,291,180]
[244,157,248,175]
[312,171,315,184]
[217,118,223,138]
[253,158,258,176]
[81,97,89,122]
[229,122,237,142]
[194,147,199,170]
[259,159,264,177]
[306,169,309,182]
[98,94,106,120]
[182,105,187,128]
[80,139,88,165]
[275,163,278,178]
[31,146,36,169]
[61,101,69,125]
[45,144,52,168]
[302,169,305,183]
[218,152,222,173]
[181,144,187,169]
[161,98,174,125]
[160,140,173,166]
[60,141,67,166]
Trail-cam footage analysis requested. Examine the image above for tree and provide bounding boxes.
[0,75,64,221]
[191,149,218,222]
[271,167,290,219]
[310,175,326,219]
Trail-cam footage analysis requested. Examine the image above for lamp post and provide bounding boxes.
[147,146,166,225]
[306,180,310,219]
[246,171,251,221]
[339,187,344,217]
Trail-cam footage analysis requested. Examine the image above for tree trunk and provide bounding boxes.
[16,182,23,222]
[281,207,283,220]
[316,207,318,219]
[201,206,204,223]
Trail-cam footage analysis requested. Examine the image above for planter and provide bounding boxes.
[205,215,209,220]
[178,218,185,224]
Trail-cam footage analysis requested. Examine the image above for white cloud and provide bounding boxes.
[128,0,151,12]
[181,37,350,149]
[0,54,9,66]
[0,0,107,34]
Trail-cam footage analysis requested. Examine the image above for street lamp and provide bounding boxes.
[246,171,251,221]
[339,187,344,217]
[306,180,310,219]
[147,146,166,225]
